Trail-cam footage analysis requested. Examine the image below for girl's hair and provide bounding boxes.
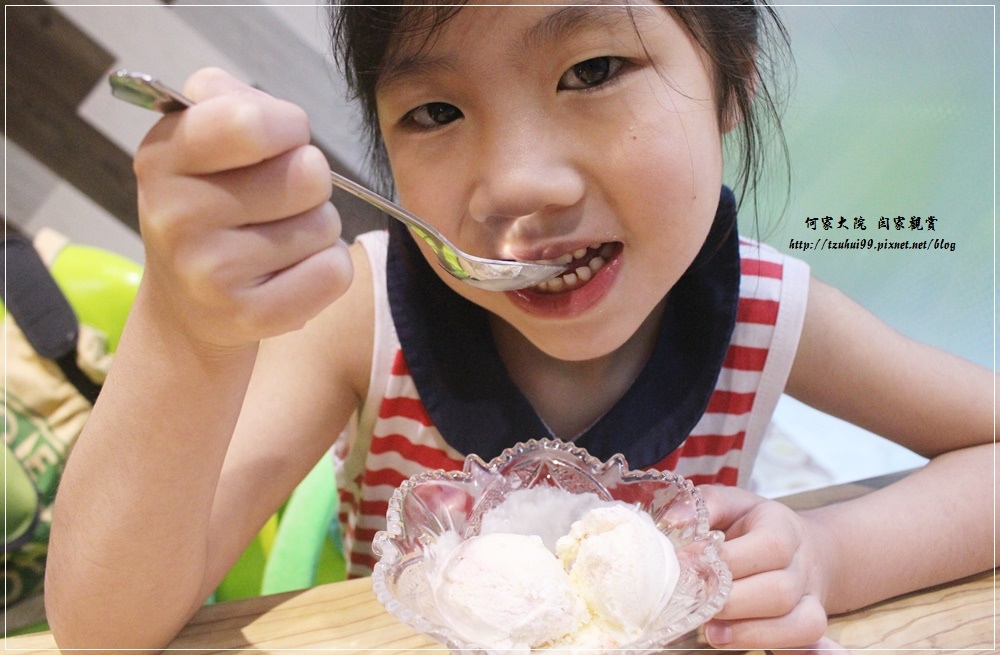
[329,1,790,213]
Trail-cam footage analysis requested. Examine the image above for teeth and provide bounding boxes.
[537,245,600,267]
[536,252,574,266]
[533,243,616,293]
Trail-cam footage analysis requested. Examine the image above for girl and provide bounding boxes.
[47,1,994,652]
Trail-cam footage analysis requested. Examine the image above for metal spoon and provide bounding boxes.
[108,70,567,292]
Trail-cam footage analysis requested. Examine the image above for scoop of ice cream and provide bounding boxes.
[427,532,585,651]
[555,504,680,641]
[425,490,682,652]
[479,487,617,552]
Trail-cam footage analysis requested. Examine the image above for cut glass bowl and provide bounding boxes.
[372,438,732,654]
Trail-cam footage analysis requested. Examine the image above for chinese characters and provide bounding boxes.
[804,215,938,231]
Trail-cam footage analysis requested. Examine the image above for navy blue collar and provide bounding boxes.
[386,186,740,468]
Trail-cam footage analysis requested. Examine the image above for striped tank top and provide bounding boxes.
[334,213,809,577]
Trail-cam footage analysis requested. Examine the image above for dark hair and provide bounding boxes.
[329,1,790,215]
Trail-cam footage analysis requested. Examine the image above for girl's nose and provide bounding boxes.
[467,127,585,224]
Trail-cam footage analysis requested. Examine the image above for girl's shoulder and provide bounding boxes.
[279,231,384,405]
[736,236,812,324]
[737,236,808,278]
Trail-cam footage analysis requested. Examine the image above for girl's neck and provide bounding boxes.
[490,299,666,440]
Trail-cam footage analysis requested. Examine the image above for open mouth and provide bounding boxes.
[533,242,620,293]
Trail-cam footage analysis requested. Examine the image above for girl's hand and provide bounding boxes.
[133,67,353,353]
[698,485,839,651]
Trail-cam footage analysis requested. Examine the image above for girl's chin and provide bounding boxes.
[517,328,638,363]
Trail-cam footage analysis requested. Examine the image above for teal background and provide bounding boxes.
[731,2,994,370]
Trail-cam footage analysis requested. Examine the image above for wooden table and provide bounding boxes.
[5,473,996,654]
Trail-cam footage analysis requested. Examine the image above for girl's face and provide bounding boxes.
[376,1,724,362]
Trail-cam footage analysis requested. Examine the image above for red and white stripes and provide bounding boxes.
[337,349,466,575]
[650,240,796,486]
[334,232,808,578]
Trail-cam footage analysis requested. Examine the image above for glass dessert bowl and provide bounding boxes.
[372,439,732,654]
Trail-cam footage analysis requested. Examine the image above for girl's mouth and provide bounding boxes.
[533,242,620,293]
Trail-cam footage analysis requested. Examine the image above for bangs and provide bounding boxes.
[331,1,467,193]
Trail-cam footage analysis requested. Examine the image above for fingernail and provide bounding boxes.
[705,621,732,646]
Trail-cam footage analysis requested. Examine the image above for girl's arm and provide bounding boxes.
[703,276,995,649]
[787,277,993,457]
[47,268,370,651]
[786,277,995,606]
[44,68,371,652]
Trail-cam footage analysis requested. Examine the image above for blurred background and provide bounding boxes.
[742,1,994,495]
[5,0,995,497]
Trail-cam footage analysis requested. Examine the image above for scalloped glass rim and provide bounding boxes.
[372,438,732,654]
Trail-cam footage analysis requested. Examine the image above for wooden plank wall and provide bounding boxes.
[7,4,140,231]
[5,0,386,263]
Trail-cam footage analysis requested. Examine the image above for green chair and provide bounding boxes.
[47,240,142,353]
[213,451,346,602]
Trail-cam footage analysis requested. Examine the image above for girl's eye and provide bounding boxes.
[405,102,463,129]
[558,56,626,90]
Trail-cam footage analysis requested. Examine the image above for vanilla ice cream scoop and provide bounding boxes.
[425,492,682,652]
[427,532,585,651]
[556,504,680,642]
